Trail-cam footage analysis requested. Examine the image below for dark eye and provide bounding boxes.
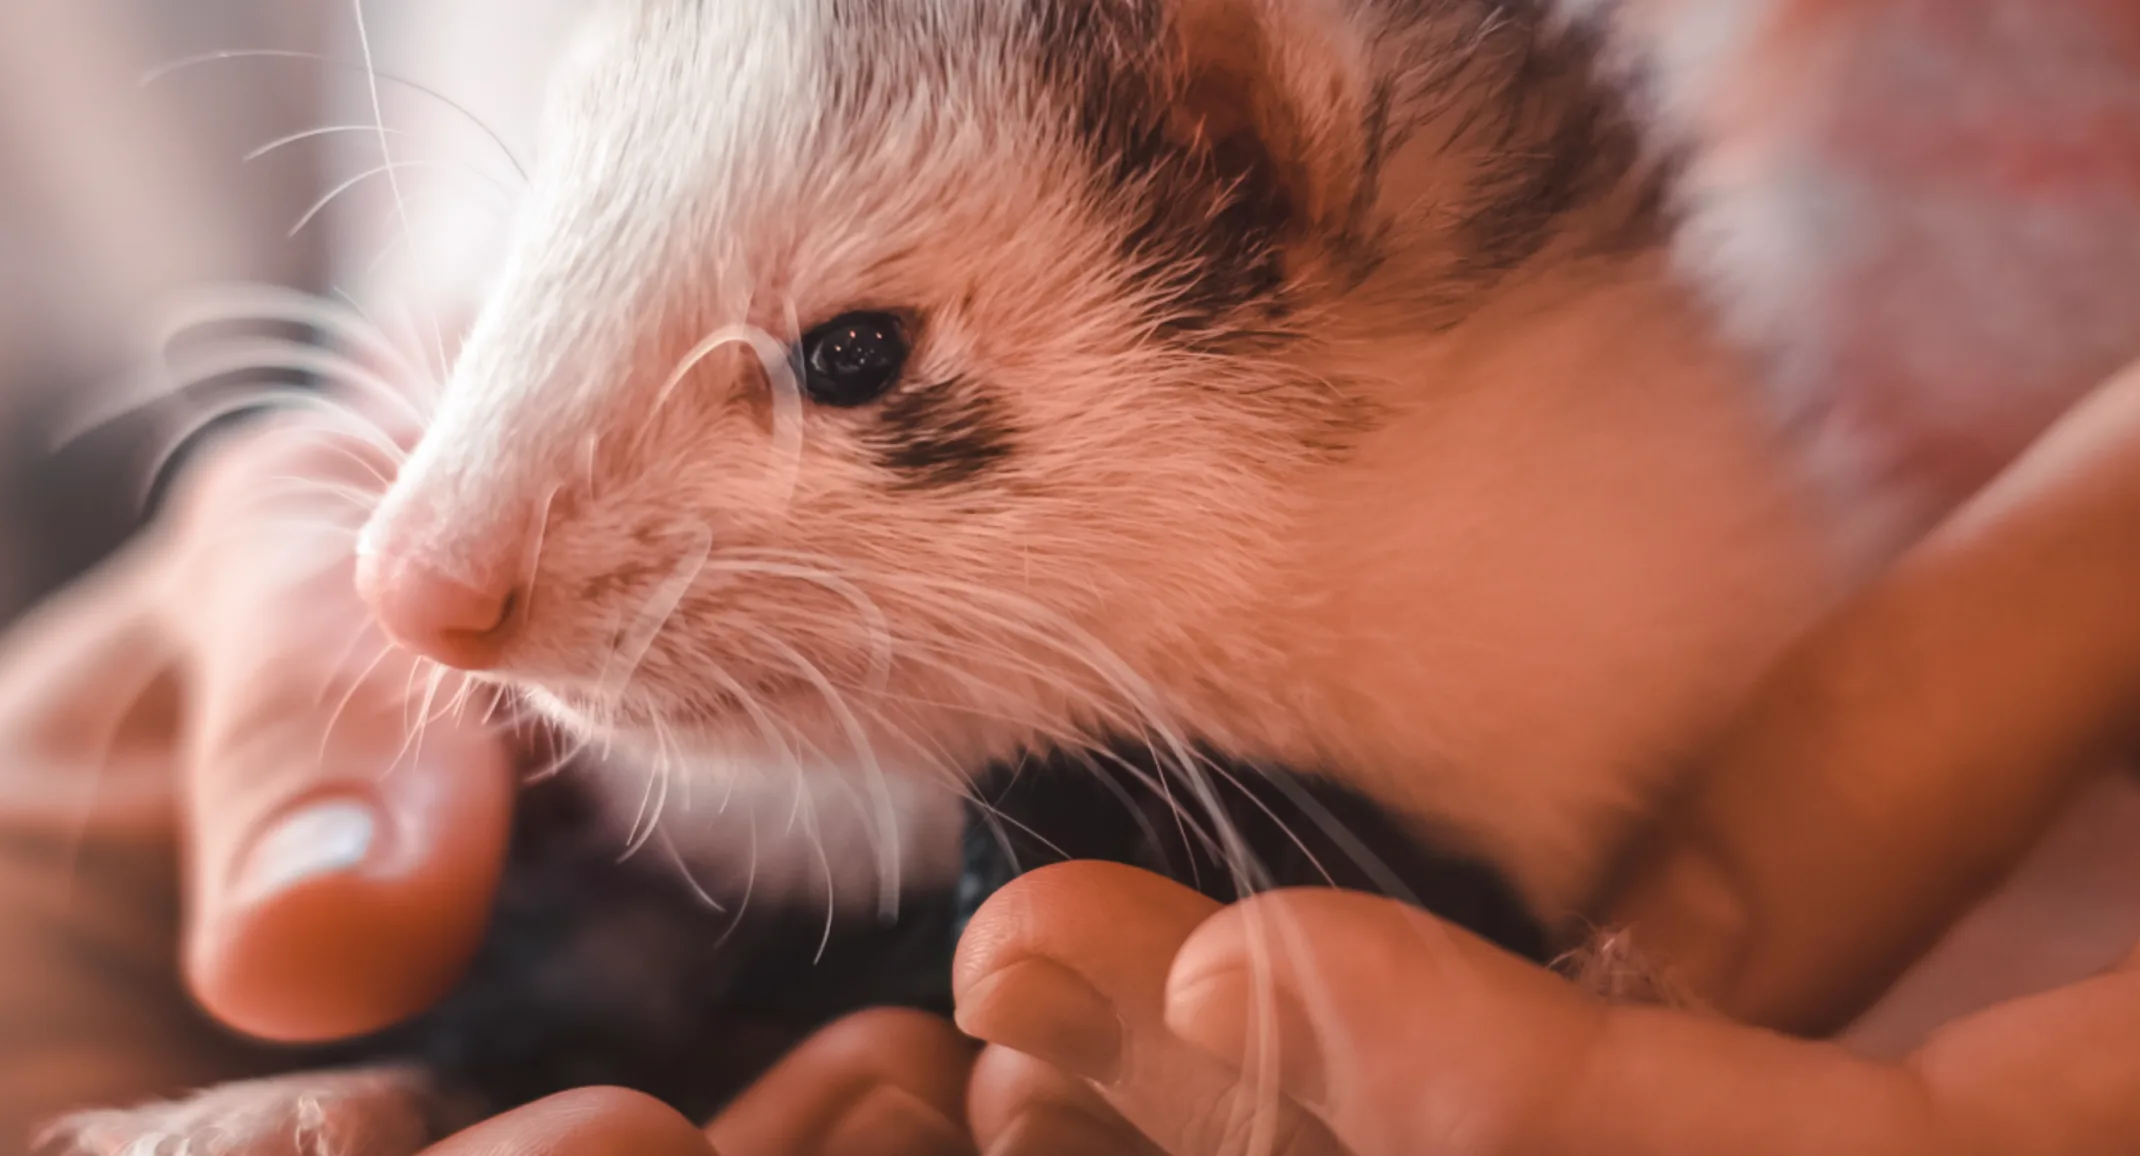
[799,311,909,407]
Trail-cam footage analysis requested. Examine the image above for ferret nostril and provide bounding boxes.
[355,552,520,671]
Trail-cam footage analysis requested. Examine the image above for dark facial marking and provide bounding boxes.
[1027,0,1298,344]
[1446,17,1651,277]
[862,375,1018,490]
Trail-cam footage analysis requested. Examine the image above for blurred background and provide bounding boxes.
[0,0,581,623]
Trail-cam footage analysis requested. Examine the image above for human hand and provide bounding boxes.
[0,412,985,1156]
[0,410,515,1146]
[955,861,2140,1156]
[947,356,2140,1155]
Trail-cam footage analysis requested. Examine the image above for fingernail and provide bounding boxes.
[818,1084,974,1156]
[1166,966,1330,1111]
[230,796,378,906]
[955,958,1123,1085]
[985,1105,1153,1156]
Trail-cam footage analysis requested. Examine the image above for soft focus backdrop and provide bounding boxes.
[0,0,580,620]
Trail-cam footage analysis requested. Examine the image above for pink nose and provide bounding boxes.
[354,551,518,671]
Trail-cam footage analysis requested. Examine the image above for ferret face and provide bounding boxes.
[359,0,1384,772]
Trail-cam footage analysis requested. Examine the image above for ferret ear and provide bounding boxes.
[1163,0,1376,240]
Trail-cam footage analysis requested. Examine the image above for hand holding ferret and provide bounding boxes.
[8,355,2140,1156]
[951,355,2140,1155]
[0,417,975,1156]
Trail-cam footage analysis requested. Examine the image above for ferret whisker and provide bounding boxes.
[882,573,1272,904]
[769,301,808,520]
[692,559,894,687]
[135,337,418,433]
[517,484,563,641]
[348,0,451,387]
[859,705,1080,867]
[797,782,838,965]
[318,642,400,770]
[1071,746,1182,863]
[1254,767,1426,908]
[707,552,1192,777]
[681,662,810,830]
[313,615,392,711]
[288,158,508,241]
[518,728,597,787]
[150,283,430,397]
[295,439,398,494]
[477,686,518,730]
[129,403,381,520]
[244,123,413,164]
[1193,751,1319,886]
[706,806,762,954]
[388,655,431,777]
[708,549,1265,910]
[140,48,529,181]
[646,325,808,513]
[654,828,725,914]
[445,675,490,727]
[261,475,385,513]
[328,286,444,407]
[596,524,713,709]
[408,663,455,772]
[758,635,901,920]
[224,473,378,517]
[616,727,671,864]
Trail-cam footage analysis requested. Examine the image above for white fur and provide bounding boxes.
[362,0,2137,921]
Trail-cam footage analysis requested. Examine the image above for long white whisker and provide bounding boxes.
[139,48,529,181]
[599,524,714,706]
[288,158,509,241]
[351,0,450,386]
[652,325,806,511]
[245,122,411,163]
[759,636,902,921]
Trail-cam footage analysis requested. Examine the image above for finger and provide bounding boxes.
[1166,887,1955,1156]
[162,419,514,1045]
[0,530,181,825]
[1609,356,2140,1035]
[967,1046,1166,1156]
[421,1087,719,1156]
[1904,935,2140,1155]
[703,1007,977,1156]
[954,862,1347,1156]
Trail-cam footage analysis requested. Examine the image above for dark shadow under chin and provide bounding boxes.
[293,738,1547,1129]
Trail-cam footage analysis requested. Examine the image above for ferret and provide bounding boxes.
[40,0,2140,1152]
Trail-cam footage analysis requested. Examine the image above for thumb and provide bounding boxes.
[164,419,515,1044]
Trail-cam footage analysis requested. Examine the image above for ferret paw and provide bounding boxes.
[32,1068,439,1156]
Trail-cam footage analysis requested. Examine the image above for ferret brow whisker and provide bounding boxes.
[139,48,530,182]
[244,122,412,164]
[288,158,513,241]
[349,0,451,387]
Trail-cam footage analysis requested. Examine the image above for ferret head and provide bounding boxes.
[356,0,1624,780]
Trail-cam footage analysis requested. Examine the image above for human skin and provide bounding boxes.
[950,356,2140,1155]
[5,358,2140,1155]
[0,417,977,1156]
